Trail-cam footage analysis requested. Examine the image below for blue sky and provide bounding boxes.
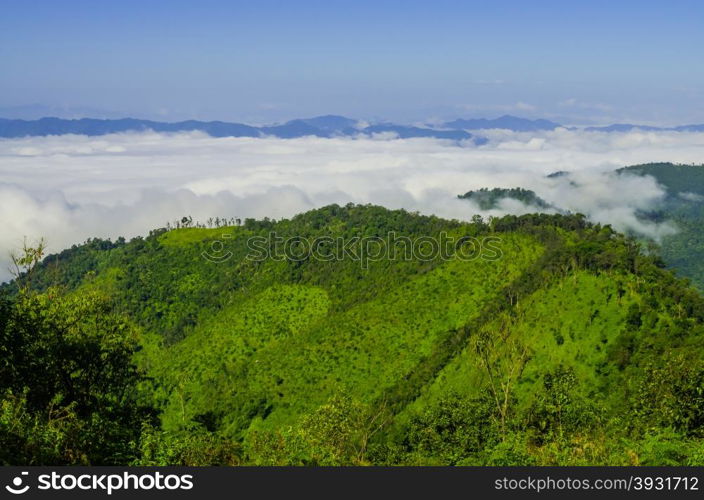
[1,0,703,124]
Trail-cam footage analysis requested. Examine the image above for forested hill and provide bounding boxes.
[2,205,704,466]
[458,187,555,211]
[617,162,704,197]
[617,163,704,290]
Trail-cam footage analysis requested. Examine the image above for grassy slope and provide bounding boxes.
[142,232,542,436]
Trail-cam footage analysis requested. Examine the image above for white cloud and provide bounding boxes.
[1,129,704,281]
[680,192,704,202]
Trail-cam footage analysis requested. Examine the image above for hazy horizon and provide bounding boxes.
[3,107,704,129]
[2,0,703,125]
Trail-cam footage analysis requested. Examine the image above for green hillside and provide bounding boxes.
[618,162,704,196]
[618,163,704,289]
[458,187,555,211]
[2,204,703,465]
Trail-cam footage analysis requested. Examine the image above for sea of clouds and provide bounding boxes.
[2,128,704,281]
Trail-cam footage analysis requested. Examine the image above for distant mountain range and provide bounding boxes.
[1,114,704,140]
[0,115,478,142]
[443,115,562,131]
[584,123,704,132]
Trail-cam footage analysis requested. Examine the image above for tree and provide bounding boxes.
[9,237,47,290]
[0,289,156,464]
[406,392,497,464]
[245,395,389,466]
[473,323,531,437]
[297,395,389,465]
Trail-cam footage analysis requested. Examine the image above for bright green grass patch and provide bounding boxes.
[145,284,332,432]
[158,226,241,247]
[75,266,125,295]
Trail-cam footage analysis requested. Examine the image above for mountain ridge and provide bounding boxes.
[0,115,478,142]
[443,115,562,131]
[3,114,704,139]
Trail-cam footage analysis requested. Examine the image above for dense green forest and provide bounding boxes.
[458,187,555,211]
[2,203,703,466]
[617,163,704,290]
